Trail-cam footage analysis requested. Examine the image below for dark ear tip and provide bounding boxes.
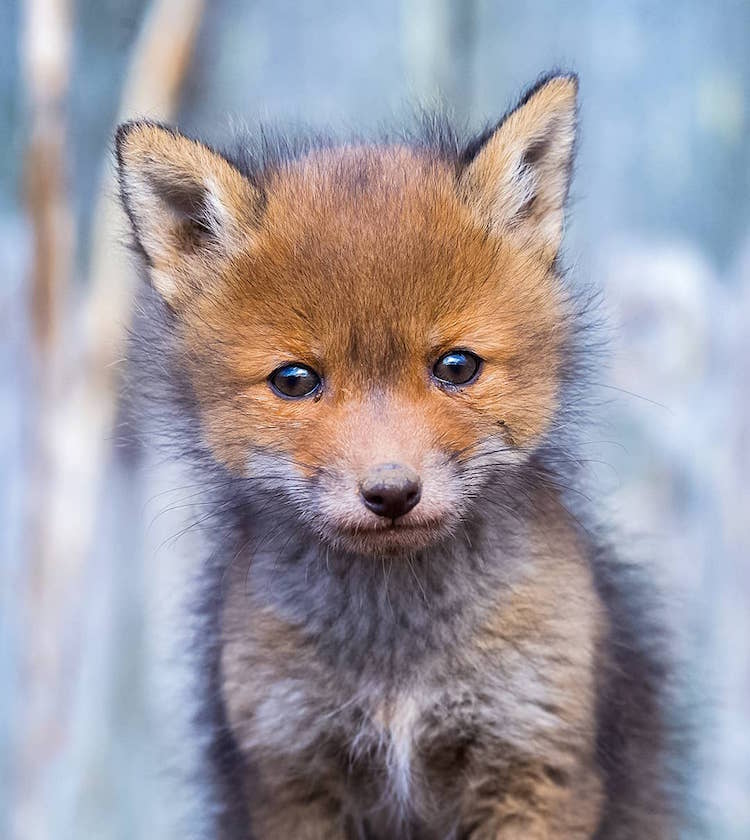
[114,121,139,166]
[535,70,579,97]
[565,74,579,97]
[559,72,580,98]
[504,69,578,117]
[114,119,176,168]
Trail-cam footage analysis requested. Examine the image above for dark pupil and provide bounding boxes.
[435,352,478,384]
[271,365,319,397]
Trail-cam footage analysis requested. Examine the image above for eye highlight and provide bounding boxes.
[269,364,321,399]
[432,350,482,387]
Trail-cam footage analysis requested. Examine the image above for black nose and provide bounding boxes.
[359,463,422,520]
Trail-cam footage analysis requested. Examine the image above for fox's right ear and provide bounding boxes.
[115,121,263,306]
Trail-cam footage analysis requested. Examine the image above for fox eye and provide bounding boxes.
[432,350,482,386]
[269,364,321,399]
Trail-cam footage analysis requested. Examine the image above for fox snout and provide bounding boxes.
[359,462,422,520]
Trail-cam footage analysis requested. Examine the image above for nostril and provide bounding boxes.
[359,463,422,520]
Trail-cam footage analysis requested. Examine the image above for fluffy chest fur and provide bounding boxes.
[217,497,605,837]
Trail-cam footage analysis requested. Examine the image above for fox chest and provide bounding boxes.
[219,554,600,826]
[238,675,482,816]
[222,645,567,828]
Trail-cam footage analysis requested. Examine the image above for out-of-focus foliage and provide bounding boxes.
[1,1,749,838]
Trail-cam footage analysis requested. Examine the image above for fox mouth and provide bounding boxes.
[332,517,448,555]
[343,523,430,538]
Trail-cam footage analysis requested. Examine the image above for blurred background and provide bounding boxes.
[2,1,749,837]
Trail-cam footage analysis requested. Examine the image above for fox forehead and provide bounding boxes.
[187,144,563,385]
[177,145,567,472]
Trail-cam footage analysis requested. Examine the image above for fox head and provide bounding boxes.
[117,74,579,556]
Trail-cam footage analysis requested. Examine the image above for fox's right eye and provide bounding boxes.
[269,364,322,399]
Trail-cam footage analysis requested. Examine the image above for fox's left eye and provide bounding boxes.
[269,364,321,399]
[432,350,482,386]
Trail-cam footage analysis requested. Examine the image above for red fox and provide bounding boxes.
[117,74,681,838]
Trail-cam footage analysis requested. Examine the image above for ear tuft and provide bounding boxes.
[115,121,263,305]
[459,74,578,262]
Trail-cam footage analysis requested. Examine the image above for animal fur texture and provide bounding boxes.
[118,73,683,838]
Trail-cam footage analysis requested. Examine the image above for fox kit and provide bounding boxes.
[117,74,679,838]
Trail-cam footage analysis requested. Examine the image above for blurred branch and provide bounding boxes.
[80,0,207,492]
[22,0,74,356]
[16,2,75,838]
[15,1,206,837]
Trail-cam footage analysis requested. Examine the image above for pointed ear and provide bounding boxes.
[115,121,263,305]
[459,74,578,262]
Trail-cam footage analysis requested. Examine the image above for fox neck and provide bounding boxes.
[214,485,534,682]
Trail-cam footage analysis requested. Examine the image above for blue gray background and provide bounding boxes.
[2,1,749,837]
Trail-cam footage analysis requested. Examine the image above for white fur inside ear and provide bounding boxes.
[190,176,226,236]
[150,267,180,301]
[507,153,538,223]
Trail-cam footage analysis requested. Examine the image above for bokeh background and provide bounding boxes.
[2,1,749,837]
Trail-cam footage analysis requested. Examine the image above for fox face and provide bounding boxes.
[118,75,578,555]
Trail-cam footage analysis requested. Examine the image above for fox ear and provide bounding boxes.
[115,121,263,305]
[459,74,578,262]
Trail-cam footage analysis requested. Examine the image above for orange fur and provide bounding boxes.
[119,139,569,474]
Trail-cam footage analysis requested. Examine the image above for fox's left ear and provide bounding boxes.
[459,74,578,262]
